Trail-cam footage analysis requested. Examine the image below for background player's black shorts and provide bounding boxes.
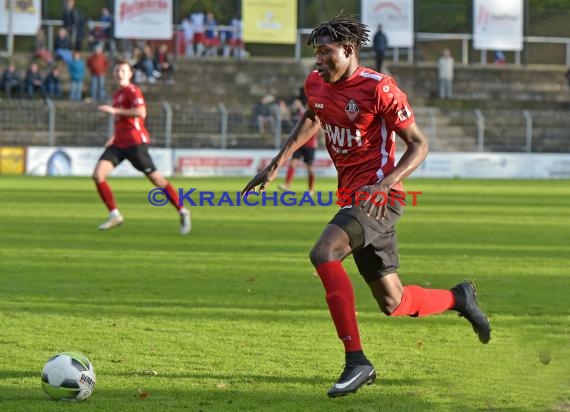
[329,195,405,283]
[292,147,316,165]
[99,144,157,174]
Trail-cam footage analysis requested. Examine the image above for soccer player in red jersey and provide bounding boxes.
[242,15,490,398]
[93,59,191,235]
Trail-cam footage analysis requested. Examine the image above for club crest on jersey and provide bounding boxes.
[345,99,359,121]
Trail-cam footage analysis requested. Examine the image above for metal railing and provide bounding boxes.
[297,29,570,65]
[27,20,570,66]
[1,99,568,153]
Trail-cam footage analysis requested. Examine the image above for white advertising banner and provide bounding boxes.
[175,149,336,178]
[473,0,523,51]
[114,0,172,39]
[413,153,570,179]
[0,0,41,35]
[26,147,173,177]
[24,148,570,180]
[361,0,414,48]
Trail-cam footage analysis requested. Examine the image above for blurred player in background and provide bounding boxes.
[93,59,191,235]
[279,98,319,194]
[243,14,490,398]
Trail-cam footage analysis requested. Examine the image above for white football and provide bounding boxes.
[41,352,96,401]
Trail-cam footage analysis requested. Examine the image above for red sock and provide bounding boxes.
[164,183,183,210]
[308,172,315,192]
[316,261,362,352]
[285,165,295,185]
[390,285,455,317]
[95,181,116,211]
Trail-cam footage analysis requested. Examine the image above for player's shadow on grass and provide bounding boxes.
[83,385,441,411]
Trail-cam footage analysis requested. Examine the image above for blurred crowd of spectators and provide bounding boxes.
[1,1,217,101]
[180,11,246,60]
[250,87,308,137]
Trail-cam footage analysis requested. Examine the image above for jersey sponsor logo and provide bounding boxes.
[345,99,359,121]
[323,123,362,154]
[314,102,324,109]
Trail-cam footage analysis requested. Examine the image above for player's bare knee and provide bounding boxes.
[92,171,103,183]
[309,243,339,266]
[309,245,327,266]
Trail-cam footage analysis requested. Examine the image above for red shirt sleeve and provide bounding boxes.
[377,77,415,131]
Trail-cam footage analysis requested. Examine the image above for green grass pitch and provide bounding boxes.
[0,176,568,411]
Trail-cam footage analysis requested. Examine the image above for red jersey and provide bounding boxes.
[305,67,415,192]
[112,84,150,148]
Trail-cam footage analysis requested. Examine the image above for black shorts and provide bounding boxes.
[329,194,405,283]
[292,147,316,165]
[99,144,157,174]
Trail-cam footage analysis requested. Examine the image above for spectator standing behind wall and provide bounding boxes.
[180,17,195,58]
[190,11,206,57]
[437,48,454,99]
[229,15,245,59]
[372,24,388,72]
[100,7,115,53]
[88,8,115,54]
[87,44,108,102]
[68,51,86,101]
[62,0,85,51]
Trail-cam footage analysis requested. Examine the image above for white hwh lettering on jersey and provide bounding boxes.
[323,124,362,151]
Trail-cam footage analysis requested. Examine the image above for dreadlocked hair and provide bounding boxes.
[307,13,370,51]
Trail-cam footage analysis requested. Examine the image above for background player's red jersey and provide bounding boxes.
[112,84,150,148]
[303,131,319,149]
[305,67,415,192]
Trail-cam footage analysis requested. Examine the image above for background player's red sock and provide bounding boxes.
[164,183,183,210]
[316,261,362,352]
[390,285,454,317]
[284,166,295,185]
[308,172,315,192]
[95,181,117,211]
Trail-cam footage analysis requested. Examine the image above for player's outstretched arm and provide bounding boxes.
[241,111,321,194]
[98,105,146,119]
[359,122,428,219]
[381,122,428,188]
